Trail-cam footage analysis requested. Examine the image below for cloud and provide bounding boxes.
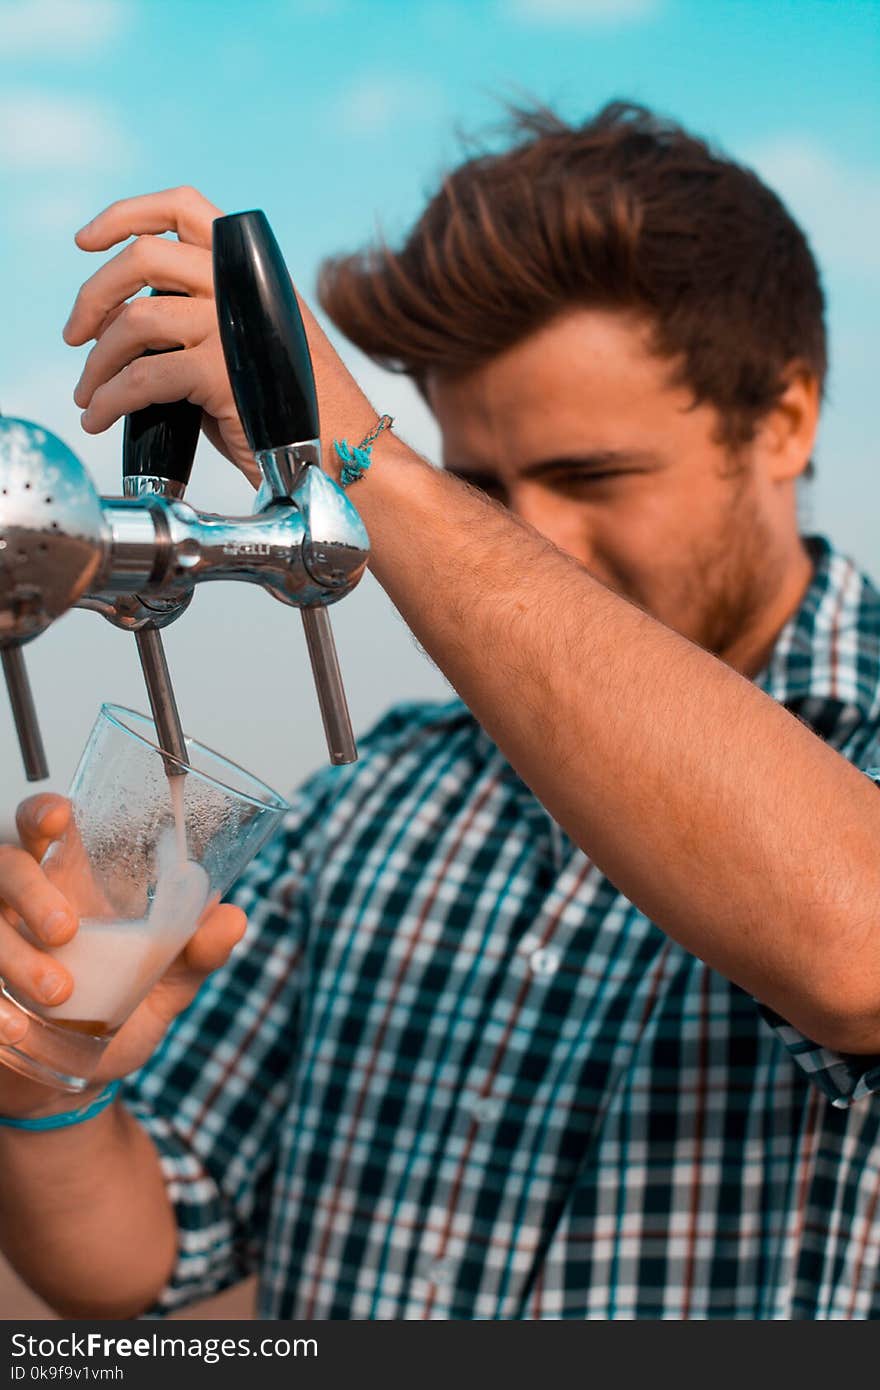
[509,0,660,24]
[0,0,128,58]
[745,136,880,279]
[331,75,444,137]
[0,91,133,172]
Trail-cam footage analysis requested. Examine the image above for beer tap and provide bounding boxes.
[0,210,370,780]
[213,210,361,765]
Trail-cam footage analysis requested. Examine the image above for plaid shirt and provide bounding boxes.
[125,535,880,1320]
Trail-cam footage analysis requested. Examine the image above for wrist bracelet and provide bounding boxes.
[334,414,394,489]
[0,1081,121,1132]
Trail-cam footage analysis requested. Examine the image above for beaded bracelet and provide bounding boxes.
[0,1080,121,1132]
[333,414,394,489]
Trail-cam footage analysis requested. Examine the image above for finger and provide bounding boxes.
[0,913,73,1007]
[80,343,214,434]
[0,844,77,947]
[137,906,247,1030]
[64,236,213,346]
[15,795,72,863]
[181,905,247,976]
[15,797,113,921]
[75,187,223,254]
[0,995,30,1046]
[95,301,127,339]
[75,296,216,408]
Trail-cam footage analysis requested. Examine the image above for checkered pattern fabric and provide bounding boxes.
[124,535,880,1319]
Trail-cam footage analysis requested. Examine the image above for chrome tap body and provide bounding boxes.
[0,414,368,779]
[82,474,368,616]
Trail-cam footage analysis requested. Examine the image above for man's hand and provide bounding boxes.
[64,185,377,485]
[0,793,246,1118]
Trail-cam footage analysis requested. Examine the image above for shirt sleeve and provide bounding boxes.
[120,771,335,1317]
[757,763,880,1109]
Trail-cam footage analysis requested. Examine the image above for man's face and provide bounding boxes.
[426,308,809,670]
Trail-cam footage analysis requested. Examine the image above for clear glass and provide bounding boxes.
[0,704,289,1092]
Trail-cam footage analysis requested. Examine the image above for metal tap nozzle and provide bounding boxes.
[1,645,48,781]
[255,446,368,764]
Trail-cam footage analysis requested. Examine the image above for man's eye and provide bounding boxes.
[550,471,620,490]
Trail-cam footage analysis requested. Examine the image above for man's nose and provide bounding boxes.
[509,486,589,564]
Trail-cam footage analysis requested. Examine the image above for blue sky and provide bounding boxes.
[0,0,878,810]
[1,0,878,545]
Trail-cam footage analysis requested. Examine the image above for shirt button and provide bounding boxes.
[469,1094,502,1124]
[529,946,560,978]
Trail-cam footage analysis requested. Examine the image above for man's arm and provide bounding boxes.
[66,188,880,1054]
[0,1101,175,1318]
[356,438,880,1053]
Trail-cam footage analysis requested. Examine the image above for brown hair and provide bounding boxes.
[318,100,826,451]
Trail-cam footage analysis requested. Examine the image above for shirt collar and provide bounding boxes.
[752,534,880,735]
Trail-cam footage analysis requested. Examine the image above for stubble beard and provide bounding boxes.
[687,472,784,663]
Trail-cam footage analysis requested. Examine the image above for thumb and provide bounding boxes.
[15,794,72,862]
[182,903,247,976]
[140,904,247,1030]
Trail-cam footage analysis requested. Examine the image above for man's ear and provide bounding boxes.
[756,363,821,483]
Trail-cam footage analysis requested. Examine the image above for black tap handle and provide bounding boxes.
[212,210,320,453]
[122,291,202,489]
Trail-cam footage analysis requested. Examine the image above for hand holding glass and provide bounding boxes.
[0,705,288,1092]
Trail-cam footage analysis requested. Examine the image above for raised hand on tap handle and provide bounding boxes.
[67,191,262,481]
[66,188,382,492]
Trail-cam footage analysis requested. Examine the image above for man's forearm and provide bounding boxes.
[0,1103,176,1318]
[347,433,880,1049]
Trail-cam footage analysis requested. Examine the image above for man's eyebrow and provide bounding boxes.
[445,451,662,487]
[517,450,662,479]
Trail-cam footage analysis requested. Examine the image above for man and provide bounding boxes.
[1,102,879,1319]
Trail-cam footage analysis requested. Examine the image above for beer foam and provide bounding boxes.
[42,858,210,1028]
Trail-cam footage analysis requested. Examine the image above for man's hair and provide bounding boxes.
[318,100,827,452]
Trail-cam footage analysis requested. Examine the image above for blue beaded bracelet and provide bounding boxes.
[0,1081,121,1132]
[334,414,393,489]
